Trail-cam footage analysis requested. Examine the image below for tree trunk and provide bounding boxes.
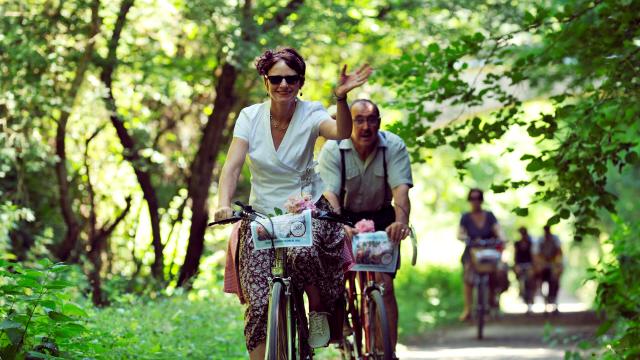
[177,63,238,286]
[97,0,165,279]
[177,0,306,287]
[54,0,101,261]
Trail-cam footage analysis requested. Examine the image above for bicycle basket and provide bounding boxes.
[471,248,501,273]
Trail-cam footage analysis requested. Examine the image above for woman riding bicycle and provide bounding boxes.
[456,188,506,321]
[214,47,372,359]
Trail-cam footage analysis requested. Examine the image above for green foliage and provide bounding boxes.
[380,0,640,240]
[589,218,640,358]
[396,265,464,340]
[0,259,90,359]
[87,293,247,359]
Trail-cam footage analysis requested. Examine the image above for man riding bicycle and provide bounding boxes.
[318,99,413,355]
[514,226,535,313]
[534,225,563,313]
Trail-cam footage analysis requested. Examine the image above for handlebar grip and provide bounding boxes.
[234,201,253,213]
[207,216,243,227]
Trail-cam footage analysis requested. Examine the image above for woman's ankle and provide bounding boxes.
[305,285,323,312]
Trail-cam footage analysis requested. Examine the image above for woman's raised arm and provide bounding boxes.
[320,64,373,140]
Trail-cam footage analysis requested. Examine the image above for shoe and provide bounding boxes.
[308,311,330,348]
[342,320,353,336]
[458,310,471,322]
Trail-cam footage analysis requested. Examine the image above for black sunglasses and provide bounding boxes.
[266,75,301,85]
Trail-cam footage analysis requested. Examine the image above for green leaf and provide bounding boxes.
[526,158,544,172]
[513,207,529,216]
[49,263,70,273]
[625,151,639,165]
[596,319,613,337]
[273,207,283,216]
[491,184,508,193]
[25,351,48,359]
[547,214,561,226]
[0,320,22,330]
[54,322,86,338]
[48,311,72,322]
[62,302,88,317]
[45,279,74,290]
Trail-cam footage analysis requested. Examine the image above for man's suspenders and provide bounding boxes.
[338,132,390,207]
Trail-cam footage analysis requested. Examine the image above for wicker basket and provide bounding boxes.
[471,248,501,274]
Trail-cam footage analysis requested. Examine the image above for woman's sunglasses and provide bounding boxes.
[266,75,301,85]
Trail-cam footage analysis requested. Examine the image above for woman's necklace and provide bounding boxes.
[270,99,296,131]
[270,113,290,130]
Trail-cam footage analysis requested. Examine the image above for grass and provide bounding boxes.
[85,265,464,358]
[88,291,247,359]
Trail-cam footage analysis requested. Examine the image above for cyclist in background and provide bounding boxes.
[318,99,413,355]
[457,188,506,321]
[514,227,535,313]
[534,225,563,314]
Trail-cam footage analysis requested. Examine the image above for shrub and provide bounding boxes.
[0,259,90,359]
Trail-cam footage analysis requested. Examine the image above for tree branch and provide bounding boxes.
[261,0,304,33]
[54,0,101,261]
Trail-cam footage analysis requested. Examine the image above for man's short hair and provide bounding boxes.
[351,99,381,120]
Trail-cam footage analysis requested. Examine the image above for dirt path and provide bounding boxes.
[397,292,601,360]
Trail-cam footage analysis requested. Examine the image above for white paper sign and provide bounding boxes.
[351,231,399,273]
[250,210,313,251]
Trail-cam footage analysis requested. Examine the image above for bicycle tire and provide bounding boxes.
[346,274,364,359]
[266,281,289,360]
[477,276,486,340]
[367,289,393,360]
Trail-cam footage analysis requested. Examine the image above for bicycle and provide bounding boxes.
[339,227,418,360]
[209,201,352,360]
[467,238,503,340]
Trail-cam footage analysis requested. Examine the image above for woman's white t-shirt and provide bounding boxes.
[233,99,331,214]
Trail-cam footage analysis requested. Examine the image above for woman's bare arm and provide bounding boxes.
[215,138,249,220]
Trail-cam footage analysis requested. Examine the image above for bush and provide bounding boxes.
[0,259,90,359]
[589,218,640,359]
[88,292,247,359]
[395,265,464,341]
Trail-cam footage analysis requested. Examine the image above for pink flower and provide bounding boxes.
[355,219,375,233]
[283,194,317,214]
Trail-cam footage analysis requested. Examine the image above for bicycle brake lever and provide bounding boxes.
[234,200,253,213]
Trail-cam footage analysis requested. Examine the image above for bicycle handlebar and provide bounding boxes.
[207,201,353,227]
[466,238,503,248]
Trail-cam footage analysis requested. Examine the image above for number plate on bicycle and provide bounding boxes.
[250,210,313,251]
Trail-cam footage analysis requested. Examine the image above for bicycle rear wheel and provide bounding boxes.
[366,289,393,360]
[266,281,290,360]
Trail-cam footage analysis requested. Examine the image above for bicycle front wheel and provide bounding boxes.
[266,281,289,360]
[477,275,487,340]
[366,289,393,360]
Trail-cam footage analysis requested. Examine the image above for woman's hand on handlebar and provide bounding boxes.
[214,206,233,221]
